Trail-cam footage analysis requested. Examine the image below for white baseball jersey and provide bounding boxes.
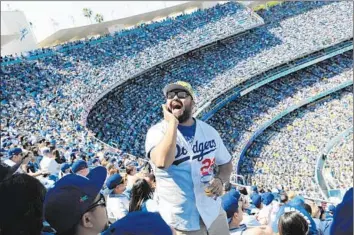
[145,119,232,231]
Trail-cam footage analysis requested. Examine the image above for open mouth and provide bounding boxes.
[170,101,184,116]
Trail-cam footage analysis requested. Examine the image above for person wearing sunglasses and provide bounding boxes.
[105,173,129,223]
[145,81,233,235]
[43,166,109,235]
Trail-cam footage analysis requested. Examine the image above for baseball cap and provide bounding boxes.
[7,147,22,158]
[71,160,88,173]
[262,192,274,206]
[101,211,173,235]
[163,81,196,100]
[106,173,123,190]
[251,194,262,208]
[222,188,241,219]
[330,187,353,235]
[60,163,71,173]
[43,166,107,234]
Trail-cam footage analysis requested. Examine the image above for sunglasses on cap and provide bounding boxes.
[166,91,190,99]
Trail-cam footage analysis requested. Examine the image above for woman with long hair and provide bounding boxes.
[129,179,158,213]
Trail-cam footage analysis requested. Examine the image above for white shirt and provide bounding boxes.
[145,119,232,231]
[40,156,60,175]
[106,193,130,222]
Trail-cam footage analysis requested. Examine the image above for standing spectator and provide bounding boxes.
[145,81,233,234]
[106,173,129,222]
[330,187,353,235]
[129,178,158,213]
[43,166,109,235]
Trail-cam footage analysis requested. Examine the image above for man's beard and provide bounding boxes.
[177,105,192,123]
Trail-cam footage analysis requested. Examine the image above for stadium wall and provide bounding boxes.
[1,11,38,56]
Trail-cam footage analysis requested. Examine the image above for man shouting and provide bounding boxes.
[145,81,233,235]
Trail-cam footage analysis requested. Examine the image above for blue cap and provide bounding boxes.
[222,188,241,219]
[101,211,172,235]
[106,174,123,190]
[251,194,262,208]
[60,163,71,173]
[44,166,107,234]
[262,192,274,206]
[251,185,258,193]
[71,160,88,173]
[330,187,353,235]
[7,147,22,158]
[92,158,99,164]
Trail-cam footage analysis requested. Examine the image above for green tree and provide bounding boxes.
[83,8,93,24]
[94,13,104,23]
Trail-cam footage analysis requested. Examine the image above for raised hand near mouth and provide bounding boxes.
[162,104,179,124]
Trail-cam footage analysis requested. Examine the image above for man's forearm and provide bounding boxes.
[151,120,178,168]
[216,161,233,184]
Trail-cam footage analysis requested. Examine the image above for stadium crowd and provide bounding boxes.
[86,1,352,156]
[0,1,353,235]
[208,52,353,199]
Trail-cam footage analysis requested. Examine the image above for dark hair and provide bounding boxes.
[239,187,248,196]
[0,172,46,235]
[126,165,135,175]
[303,203,312,215]
[145,173,155,183]
[280,194,289,204]
[129,179,153,212]
[278,211,309,235]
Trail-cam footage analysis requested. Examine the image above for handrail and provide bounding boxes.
[315,127,353,198]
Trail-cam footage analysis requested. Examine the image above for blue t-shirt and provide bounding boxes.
[177,120,196,145]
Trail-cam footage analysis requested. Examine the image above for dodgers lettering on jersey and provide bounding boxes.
[145,119,232,231]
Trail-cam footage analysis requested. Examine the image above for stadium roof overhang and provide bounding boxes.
[38,1,228,48]
[1,33,19,46]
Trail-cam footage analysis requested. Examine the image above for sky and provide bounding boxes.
[1,1,188,42]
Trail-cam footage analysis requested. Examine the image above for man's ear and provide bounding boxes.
[81,212,94,228]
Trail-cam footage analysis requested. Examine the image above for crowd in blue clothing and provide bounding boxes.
[0,1,353,235]
[208,52,353,200]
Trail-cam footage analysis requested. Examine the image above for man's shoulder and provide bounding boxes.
[196,119,219,135]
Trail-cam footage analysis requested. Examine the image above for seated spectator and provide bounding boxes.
[59,163,71,179]
[43,166,109,235]
[250,194,262,215]
[71,159,89,177]
[129,178,158,213]
[3,147,23,167]
[0,163,46,235]
[101,211,175,235]
[257,192,274,225]
[106,173,129,222]
[40,147,60,175]
[278,211,309,235]
[222,188,273,235]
